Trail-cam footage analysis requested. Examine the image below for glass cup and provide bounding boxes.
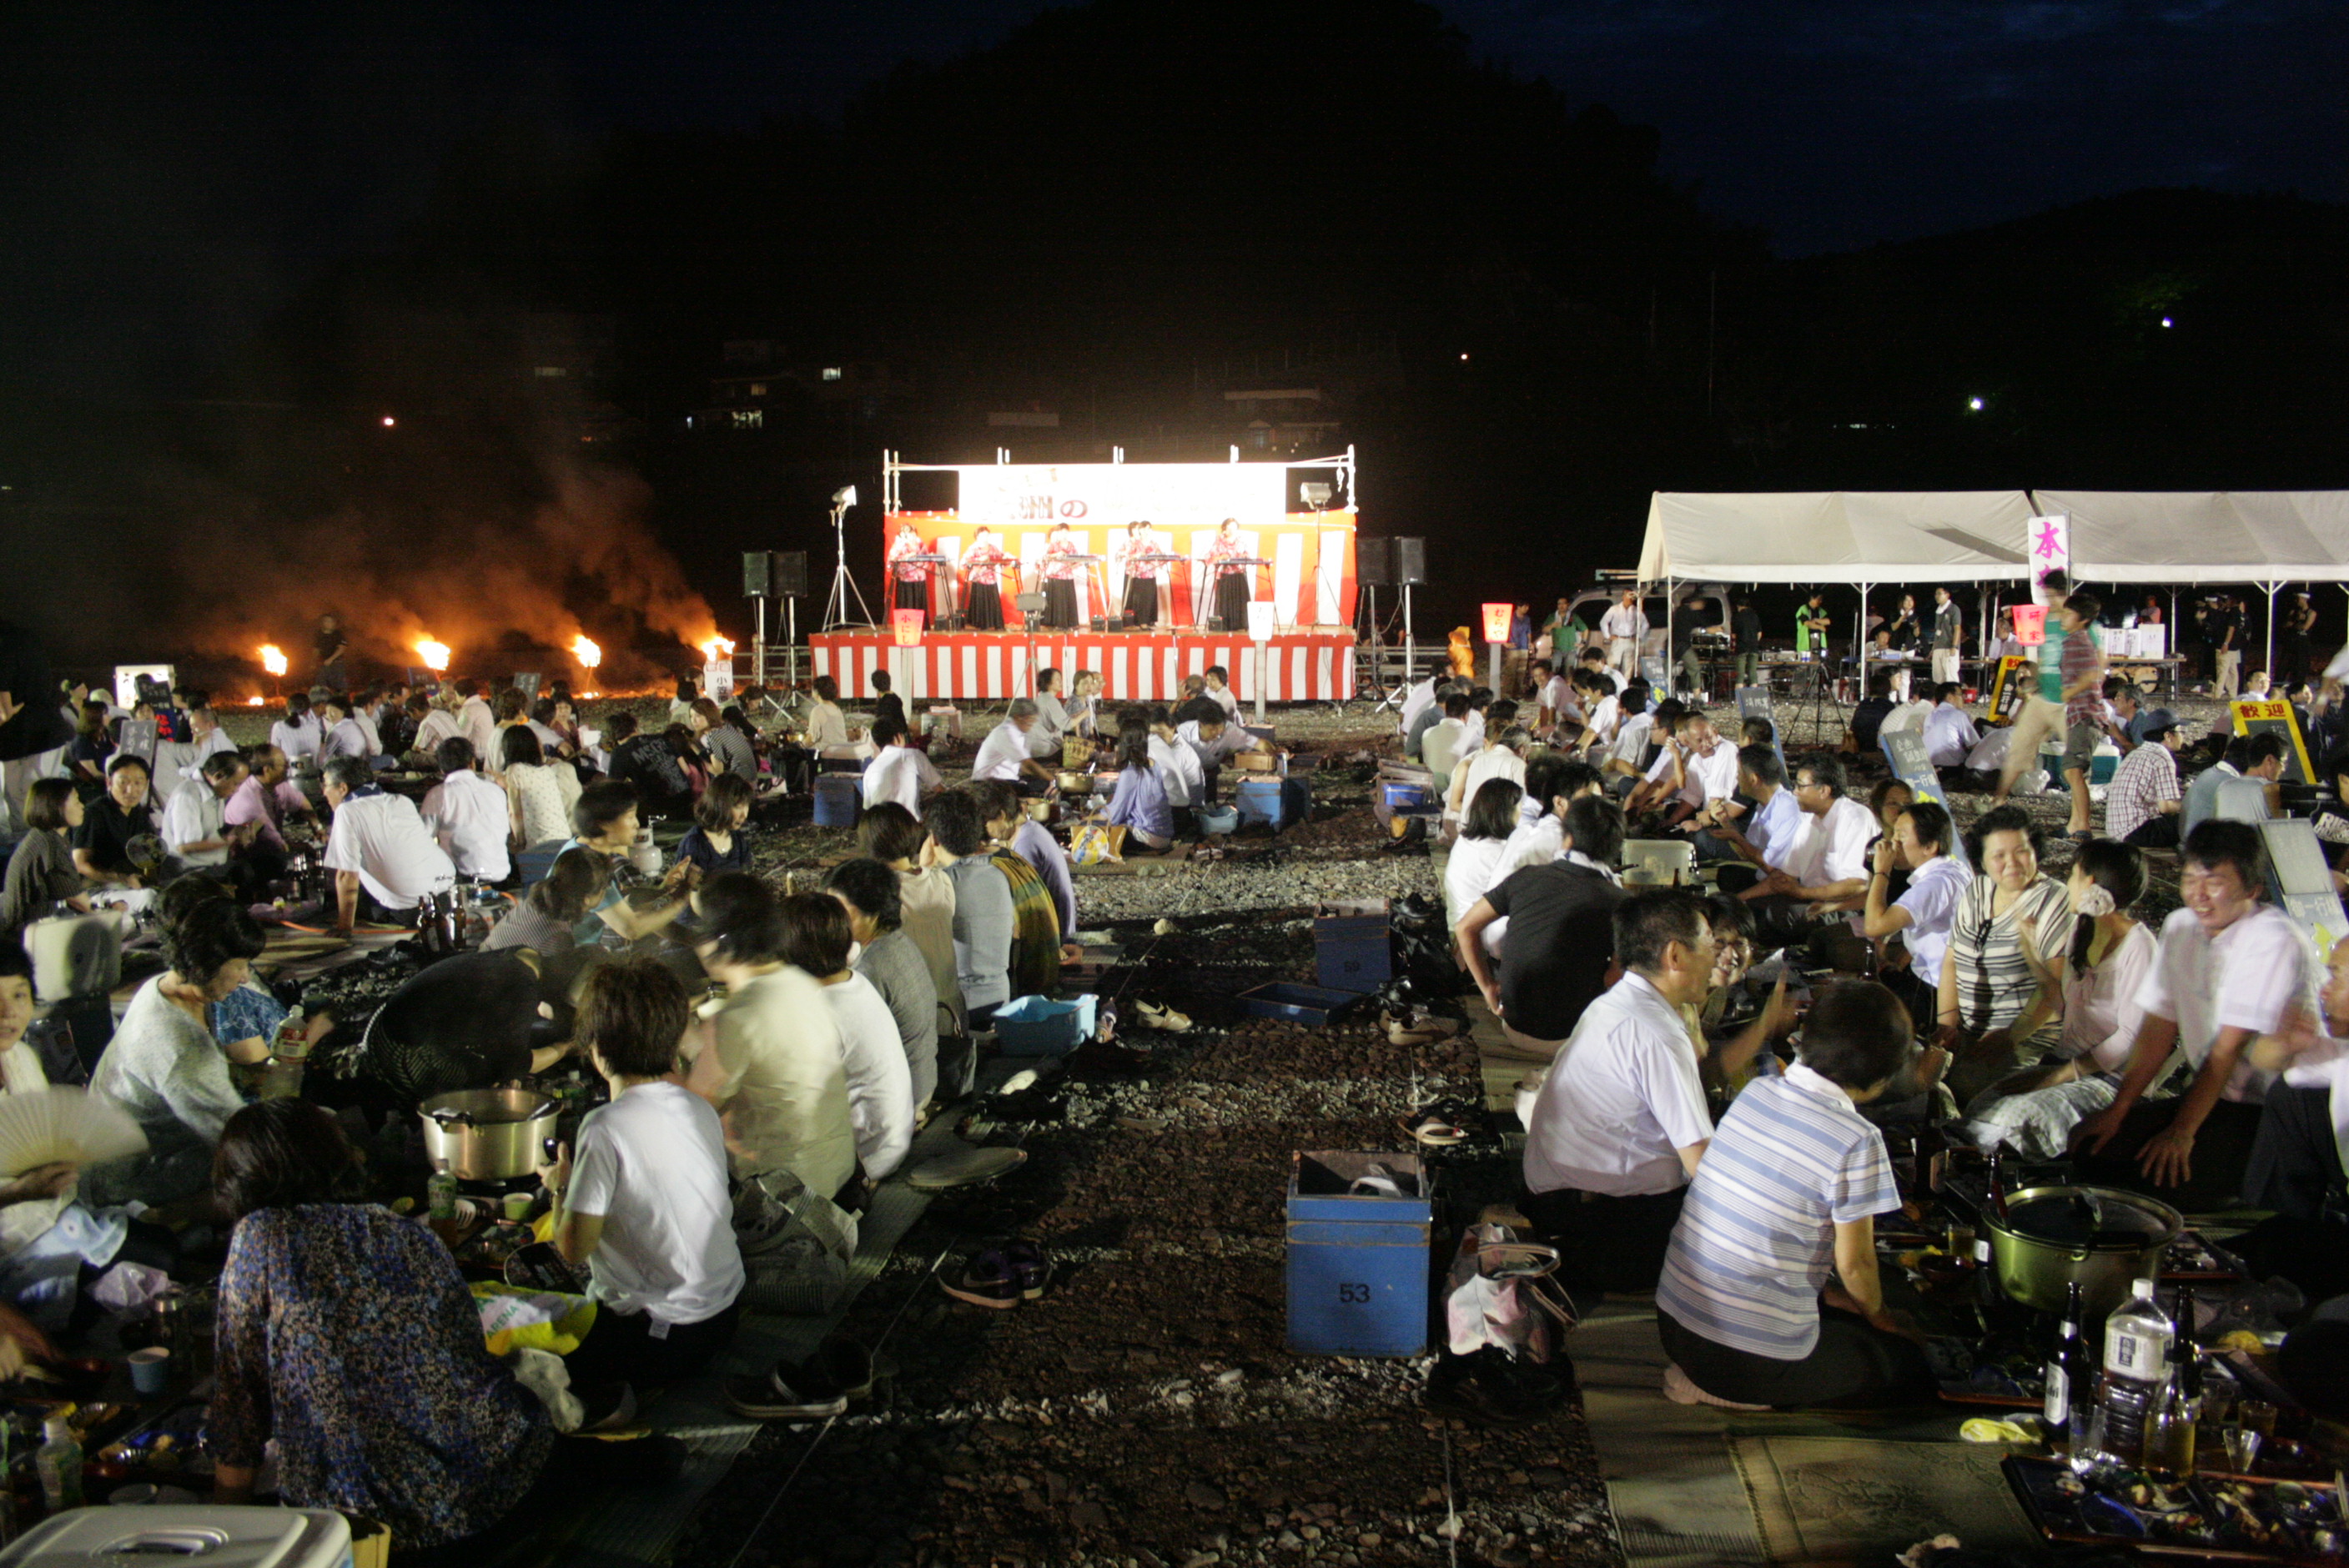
[2221,1422,2263,1475]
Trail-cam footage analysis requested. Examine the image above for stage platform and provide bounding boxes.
[809,627,1357,703]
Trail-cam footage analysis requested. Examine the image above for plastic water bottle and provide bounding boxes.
[35,1412,81,1513]
[2084,1276,2172,1469]
[427,1158,460,1224]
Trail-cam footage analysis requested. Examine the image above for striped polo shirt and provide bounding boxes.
[1655,1063,1900,1360]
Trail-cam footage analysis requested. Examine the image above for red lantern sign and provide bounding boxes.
[2010,604,2045,646]
[1481,602,1512,644]
[892,609,925,647]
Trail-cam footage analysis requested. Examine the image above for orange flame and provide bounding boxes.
[247,696,264,706]
[258,644,289,677]
[415,638,451,672]
[572,634,603,669]
[699,636,735,662]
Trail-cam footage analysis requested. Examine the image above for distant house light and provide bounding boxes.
[748,382,767,397]
[732,409,763,430]
[534,365,567,378]
[822,367,843,382]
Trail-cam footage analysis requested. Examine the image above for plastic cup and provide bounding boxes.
[501,1190,535,1223]
[128,1346,170,1396]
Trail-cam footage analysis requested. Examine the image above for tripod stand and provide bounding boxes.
[822,497,873,631]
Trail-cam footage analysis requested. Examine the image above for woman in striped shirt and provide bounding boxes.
[1655,981,1934,1410]
[1936,805,2070,1103]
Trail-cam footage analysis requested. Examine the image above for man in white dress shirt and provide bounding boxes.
[1521,890,1718,1305]
[972,700,1054,787]
[268,694,323,766]
[1921,682,1982,769]
[862,718,941,817]
[320,755,455,932]
[161,750,253,872]
[1743,752,1875,946]
[1599,591,1648,680]
[420,736,511,882]
[2076,818,2317,1210]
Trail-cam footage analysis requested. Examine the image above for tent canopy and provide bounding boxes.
[1637,491,2040,585]
[1639,490,2349,588]
[2033,491,2349,585]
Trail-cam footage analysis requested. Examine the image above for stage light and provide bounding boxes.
[1967,397,1985,412]
[1300,481,1332,509]
[832,485,858,508]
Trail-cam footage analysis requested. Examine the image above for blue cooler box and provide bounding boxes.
[1285,1151,1436,1356]
[990,993,1099,1056]
[813,772,862,827]
[1235,776,1310,830]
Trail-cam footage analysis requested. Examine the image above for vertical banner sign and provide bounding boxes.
[2028,513,2070,602]
[703,660,735,702]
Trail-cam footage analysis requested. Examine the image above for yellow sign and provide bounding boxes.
[2229,698,2316,787]
[1985,655,2030,725]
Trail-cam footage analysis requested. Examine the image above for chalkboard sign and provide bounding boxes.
[2230,699,2315,787]
[1881,729,1946,810]
[1734,685,1786,770]
[2258,818,2346,958]
[1985,655,2030,724]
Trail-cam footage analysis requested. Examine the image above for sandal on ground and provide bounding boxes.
[939,1249,1024,1309]
[1662,1363,1768,1410]
[1400,1110,1469,1147]
[724,1359,853,1420]
[1134,1000,1193,1033]
[1004,1239,1054,1299]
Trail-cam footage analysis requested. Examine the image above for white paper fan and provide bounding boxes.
[0,1088,149,1177]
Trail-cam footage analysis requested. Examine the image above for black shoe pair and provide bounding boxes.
[1423,1346,1574,1428]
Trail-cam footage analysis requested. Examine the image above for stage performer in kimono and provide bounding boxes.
[888,520,933,622]
[963,527,1014,631]
[1122,520,1162,630]
[1043,521,1083,630]
[1208,518,1254,633]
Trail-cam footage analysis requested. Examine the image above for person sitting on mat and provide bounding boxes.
[537,958,743,1386]
[2073,818,2317,1211]
[1517,888,1716,1308]
[1655,979,1934,1410]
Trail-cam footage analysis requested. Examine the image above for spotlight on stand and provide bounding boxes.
[1299,481,1332,511]
[822,483,873,631]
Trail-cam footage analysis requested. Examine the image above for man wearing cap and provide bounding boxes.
[2106,709,2187,847]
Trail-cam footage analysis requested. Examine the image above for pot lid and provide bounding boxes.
[1999,1184,2180,1250]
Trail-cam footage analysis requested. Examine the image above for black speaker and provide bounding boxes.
[742,550,772,597]
[772,550,807,597]
[1395,537,1427,585]
[1356,537,1392,586]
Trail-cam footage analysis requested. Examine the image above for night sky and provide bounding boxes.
[3,1,2340,398]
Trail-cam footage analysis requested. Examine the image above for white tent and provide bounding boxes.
[2037,490,2349,583]
[1636,490,2041,584]
[1637,489,2349,675]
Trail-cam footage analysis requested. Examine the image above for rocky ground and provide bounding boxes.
[219,687,2236,1565]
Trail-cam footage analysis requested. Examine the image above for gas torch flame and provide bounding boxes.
[699,636,735,662]
[259,645,289,677]
[415,638,451,672]
[571,635,602,670]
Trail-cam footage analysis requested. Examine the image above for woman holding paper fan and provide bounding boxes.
[0,946,160,1343]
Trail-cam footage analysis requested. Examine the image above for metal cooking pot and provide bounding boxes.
[419,1089,561,1182]
[1984,1184,2180,1318]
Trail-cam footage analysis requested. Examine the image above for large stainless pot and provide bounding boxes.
[1983,1184,2181,1318]
[419,1089,561,1181]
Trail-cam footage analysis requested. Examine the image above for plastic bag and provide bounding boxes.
[1442,1219,1574,1361]
[472,1280,598,1356]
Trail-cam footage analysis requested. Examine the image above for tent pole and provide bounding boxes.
[2263,581,2280,683]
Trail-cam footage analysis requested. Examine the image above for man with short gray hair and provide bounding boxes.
[321,754,454,932]
[972,700,1054,787]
